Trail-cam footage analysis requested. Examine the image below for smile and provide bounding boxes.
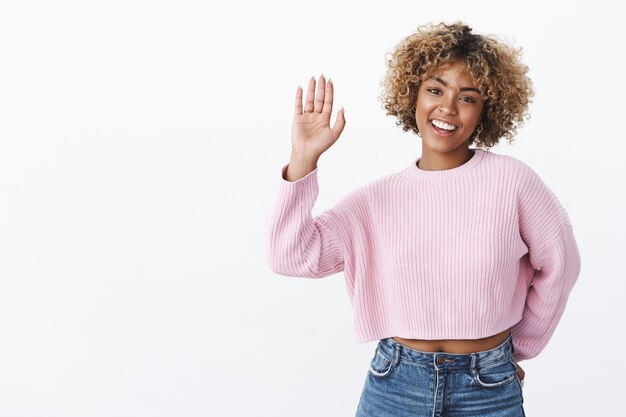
[430,119,457,136]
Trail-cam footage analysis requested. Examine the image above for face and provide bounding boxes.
[415,61,485,155]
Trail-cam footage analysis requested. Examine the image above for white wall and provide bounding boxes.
[0,0,622,416]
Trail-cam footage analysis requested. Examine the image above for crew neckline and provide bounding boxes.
[405,148,487,180]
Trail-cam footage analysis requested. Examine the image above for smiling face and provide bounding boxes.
[415,61,485,158]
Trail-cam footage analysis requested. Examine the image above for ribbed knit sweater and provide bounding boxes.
[265,148,581,362]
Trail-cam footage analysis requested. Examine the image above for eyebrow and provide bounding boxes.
[429,77,481,94]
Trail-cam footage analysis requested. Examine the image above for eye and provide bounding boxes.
[427,88,442,95]
[461,97,476,103]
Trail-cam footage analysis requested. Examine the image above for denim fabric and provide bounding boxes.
[355,333,525,417]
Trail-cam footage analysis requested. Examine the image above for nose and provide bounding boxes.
[438,94,458,115]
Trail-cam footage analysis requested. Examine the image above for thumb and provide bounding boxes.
[330,107,346,141]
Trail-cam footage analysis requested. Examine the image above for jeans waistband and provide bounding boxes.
[377,332,515,370]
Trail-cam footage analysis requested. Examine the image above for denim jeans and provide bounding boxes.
[355,333,525,417]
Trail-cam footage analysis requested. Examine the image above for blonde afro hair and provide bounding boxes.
[379,21,534,148]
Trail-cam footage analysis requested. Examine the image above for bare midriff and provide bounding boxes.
[391,327,512,354]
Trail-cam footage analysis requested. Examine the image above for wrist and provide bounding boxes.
[290,150,320,165]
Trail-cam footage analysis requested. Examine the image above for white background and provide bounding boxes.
[0,0,623,416]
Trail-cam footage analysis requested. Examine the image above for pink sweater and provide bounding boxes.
[265,148,581,362]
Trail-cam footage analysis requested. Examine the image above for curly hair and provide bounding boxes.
[379,21,534,148]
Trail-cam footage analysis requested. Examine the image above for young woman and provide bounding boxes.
[266,22,581,417]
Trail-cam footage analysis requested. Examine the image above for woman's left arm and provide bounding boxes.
[510,163,582,363]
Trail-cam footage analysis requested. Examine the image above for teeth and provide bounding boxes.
[432,119,456,131]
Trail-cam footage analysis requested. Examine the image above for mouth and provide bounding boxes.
[429,119,457,137]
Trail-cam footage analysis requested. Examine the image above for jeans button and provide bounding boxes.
[436,357,445,364]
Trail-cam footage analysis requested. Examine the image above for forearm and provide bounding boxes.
[284,151,319,182]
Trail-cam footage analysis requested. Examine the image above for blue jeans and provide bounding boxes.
[355,333,525,417]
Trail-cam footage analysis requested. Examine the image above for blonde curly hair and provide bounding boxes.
[379,21,534,148]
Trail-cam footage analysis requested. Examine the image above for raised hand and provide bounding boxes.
[291,74,346,161]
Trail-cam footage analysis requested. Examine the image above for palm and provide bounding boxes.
[291,75,345,157]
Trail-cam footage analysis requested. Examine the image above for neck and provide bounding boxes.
[417,147,474,171]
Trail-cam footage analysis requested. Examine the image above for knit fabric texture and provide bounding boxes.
[265,148,581,362]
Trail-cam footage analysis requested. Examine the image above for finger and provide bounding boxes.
[330,107,346,140]
[322,78,334,115]
[313,74,325,113]
[304,76,316,113]
[294,86,303,116]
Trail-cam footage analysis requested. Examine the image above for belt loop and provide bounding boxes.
[470,352,477,372]
[393,341,401,366]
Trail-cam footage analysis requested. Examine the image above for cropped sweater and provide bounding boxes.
[265,148,581,362]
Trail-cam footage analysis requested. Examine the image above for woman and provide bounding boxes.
[266,22,581,416]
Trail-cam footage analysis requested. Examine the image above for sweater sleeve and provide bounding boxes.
[511,165,582,362]
[265,163,346,279]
